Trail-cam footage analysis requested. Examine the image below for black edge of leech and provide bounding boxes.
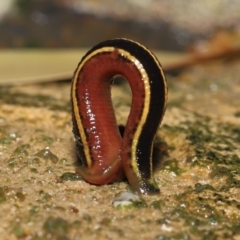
[96,39,166,178]
[70,42,111,168]
[71,106,88,167]
[71,49,93,167]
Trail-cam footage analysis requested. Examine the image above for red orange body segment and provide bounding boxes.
[71,38,167,194]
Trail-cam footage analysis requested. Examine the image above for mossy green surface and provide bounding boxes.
[0,62,239,239]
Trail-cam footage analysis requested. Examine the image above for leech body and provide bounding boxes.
[71,38,167,194]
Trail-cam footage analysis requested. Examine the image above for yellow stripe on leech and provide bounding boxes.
[117,49,151,179]
[72,43,166,178]
[121,38,168,112]
[134,41,168,181]
[119,39,167,182]
[72,47,115,167]
[72,46,149,174]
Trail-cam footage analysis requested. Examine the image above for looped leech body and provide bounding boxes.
[71,38,167,194]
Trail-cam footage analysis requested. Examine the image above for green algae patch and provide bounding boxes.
[156,231,190,240]
[193,183,215,193]
[82,213,92,223]
[43,216,69,236]
[0,186,26,203]
[163,113,240,193]
[11,223,26,238]
[158,113,240,239]
[34,148,59,164]
[161,159,184,176]
[41,135,54,146]
[59,172,83,182]
[39,190,52,201]
[12,144,30,156]
[29,205,40,215]
[0,128,18,145]
[0,187,6,203]
[150,200,163,210]
[170,180,240,238]
[234,111,240,117]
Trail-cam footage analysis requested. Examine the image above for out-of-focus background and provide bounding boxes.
[1,0,240,50]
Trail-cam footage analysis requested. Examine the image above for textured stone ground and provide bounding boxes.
[0,58,239,239]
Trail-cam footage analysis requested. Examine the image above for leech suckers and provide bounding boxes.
[71,38,167,194]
